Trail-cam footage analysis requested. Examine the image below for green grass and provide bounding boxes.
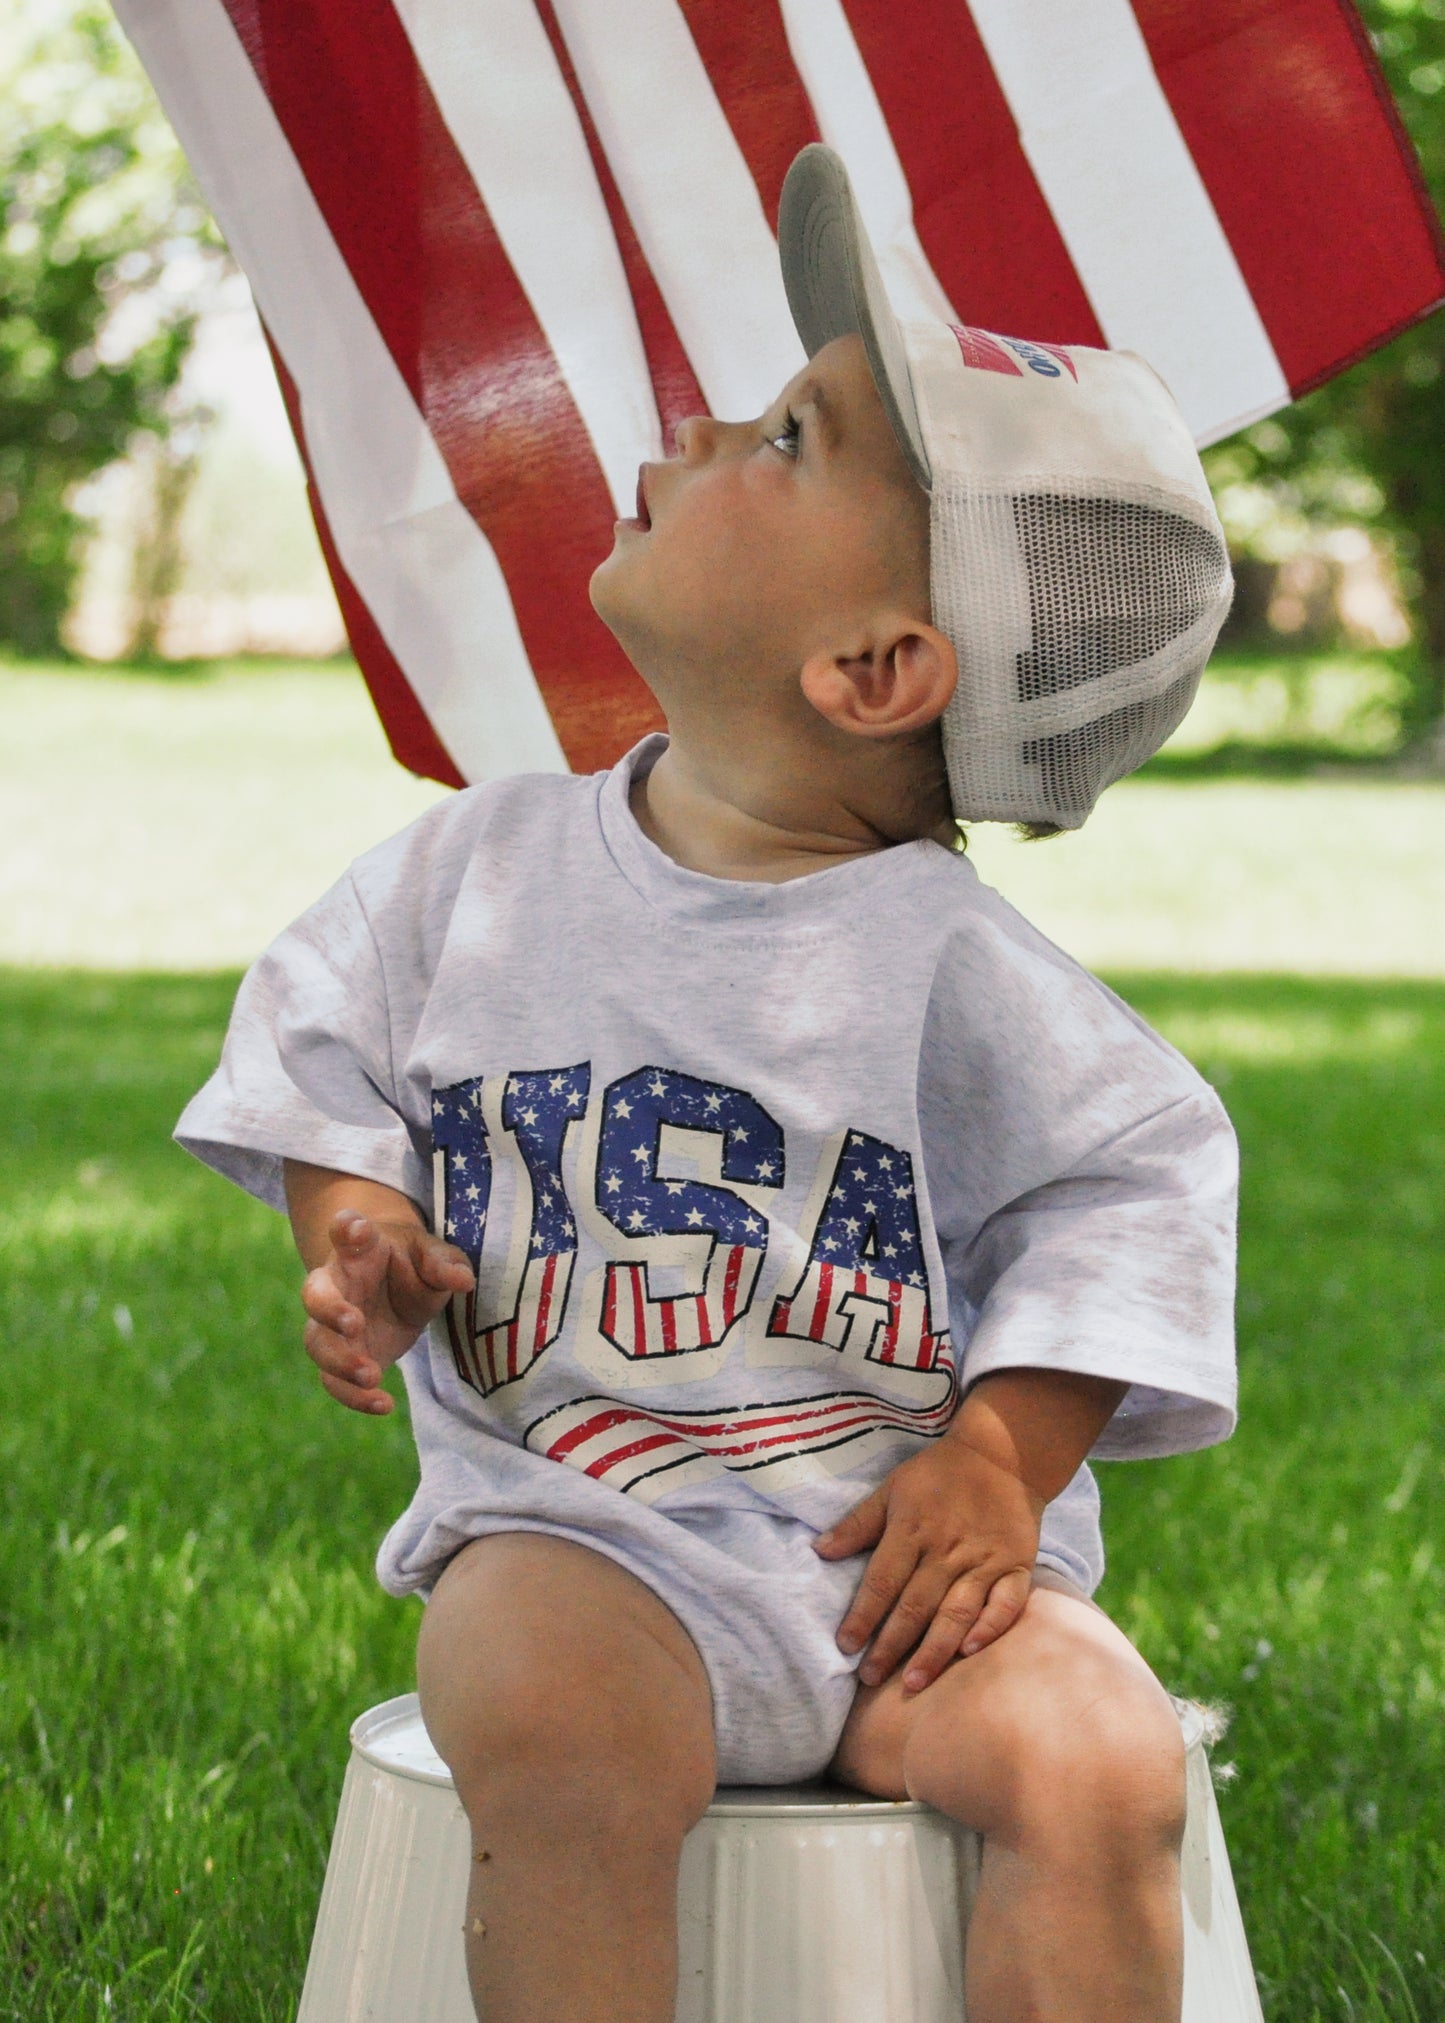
[2,970,1443,2020]
[1153,645,1418,764]
[5,651,1445,977]
[0,973,424,2021]
[0,658,449,972]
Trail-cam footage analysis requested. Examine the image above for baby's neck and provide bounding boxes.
[630,739,954,884]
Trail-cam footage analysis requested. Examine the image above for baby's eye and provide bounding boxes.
[767,409,801,458]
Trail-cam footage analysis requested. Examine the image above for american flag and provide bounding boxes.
[596,1066,781,1360]
[527,1380,961,1502]
[432,1064,589,1395]
[117,0,1445,789]
[768,1130,949,1374]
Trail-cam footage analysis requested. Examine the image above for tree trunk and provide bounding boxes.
[1404,523,1445,764]
[127,442,200,662]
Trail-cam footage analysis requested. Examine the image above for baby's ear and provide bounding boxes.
[801,619,957,739]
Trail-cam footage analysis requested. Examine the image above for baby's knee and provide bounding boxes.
[906,1656,1186,1860]
[444,1661,714,1829]
[417,1540,717,1836]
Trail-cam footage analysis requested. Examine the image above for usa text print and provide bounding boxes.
[432,1067,954,1424]
[767,1130,950,1375]
[594,1067,784,1358]
[432,1065,590,1396]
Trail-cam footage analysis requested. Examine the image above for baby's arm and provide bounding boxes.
[813,1367,1125,1693]
[284,1160,475,1415]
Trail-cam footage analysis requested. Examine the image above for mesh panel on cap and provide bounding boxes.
[1023,669,1198,822]
[1014,497,1230,703]
[933,478,1233,829]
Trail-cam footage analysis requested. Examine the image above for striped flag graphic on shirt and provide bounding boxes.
[767,1130,950,1376]
[117,0,1445,790]
[527,1380,961,1501]
[433,1065,590,1397]
[594,1066,783,1361]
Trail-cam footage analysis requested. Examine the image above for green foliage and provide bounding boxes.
[1,966,1443,2016]
[0,4,219,655]
[1205,1,1445,737]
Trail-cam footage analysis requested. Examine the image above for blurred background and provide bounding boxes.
[2,4,1443,2020]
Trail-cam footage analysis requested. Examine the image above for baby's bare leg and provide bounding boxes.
[831,1578,1185,2023]
[417,1533,716,2023]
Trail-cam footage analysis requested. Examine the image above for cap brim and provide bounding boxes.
[777,144,931,489]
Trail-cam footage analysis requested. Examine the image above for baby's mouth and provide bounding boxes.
[635,472,652,530]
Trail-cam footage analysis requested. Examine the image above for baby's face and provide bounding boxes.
[590,335,929,722]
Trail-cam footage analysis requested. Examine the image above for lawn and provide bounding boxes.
[2,968,1442,2022]
[4,654,1444,975]
[2,653,1443,2020]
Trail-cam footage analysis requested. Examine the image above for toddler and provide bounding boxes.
[178,146,1238,2023]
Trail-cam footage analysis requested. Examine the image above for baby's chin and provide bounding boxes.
[587,545,633,632]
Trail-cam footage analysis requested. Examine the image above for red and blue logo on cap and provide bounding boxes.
[952,325,1078,382]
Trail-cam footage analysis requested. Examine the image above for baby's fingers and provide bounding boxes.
[861,1561,978,1688]
[318,1368,395,1416]
[896,1572,993,1693]
[304,1315,392,1414]
[412,1234,476,1294]
[301,1263,365,1338]
[959,1567,1033,1658]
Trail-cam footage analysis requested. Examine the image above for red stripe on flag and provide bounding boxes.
[674,0,819,231]
[547,1404,639,1461]
[715,1408,891,1457]
[661,1292,678,1356]
[722,1243,743,1328]
[533,1252,558,1351]
[586,1430,685,1478]
[838,0,1105,345]
[533,0,707,444]
[810,1260,834,1339]
[266,337,464,787]
[629,1261,648,1354]
[1134,0,1445,399]
[224,0,660,777]
[878,1279,902,1365]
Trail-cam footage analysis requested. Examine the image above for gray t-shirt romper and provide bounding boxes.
[177,736,1238,1782]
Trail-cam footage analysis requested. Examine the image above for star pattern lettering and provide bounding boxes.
[597,1066,784,1248]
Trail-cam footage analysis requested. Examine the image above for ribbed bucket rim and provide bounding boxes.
[350,1693,1207,1806]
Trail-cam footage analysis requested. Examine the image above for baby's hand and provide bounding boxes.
[301,1210,474,1415]
[812,1436,1044,1694]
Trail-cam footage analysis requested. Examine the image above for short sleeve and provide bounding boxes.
[919,903,1238,1459]
[174,870,428,1214]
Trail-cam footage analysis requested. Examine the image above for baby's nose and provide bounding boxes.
[673,413,720,460]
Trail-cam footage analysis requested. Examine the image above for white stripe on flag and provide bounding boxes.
[548,0,805,420]
[966,0,1288,444]
[114,0,565,784]
[393,0,663,515]
[776,0,960,328]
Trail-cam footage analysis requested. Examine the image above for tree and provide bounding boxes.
[0,1,221,656]
[1204,0,1445,750]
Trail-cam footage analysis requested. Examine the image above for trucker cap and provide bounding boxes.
[777,144,1234,830]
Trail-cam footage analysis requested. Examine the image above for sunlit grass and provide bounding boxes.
[2,968,1443,2018]
[1165,646,1414,756]
[4,653,1445,976]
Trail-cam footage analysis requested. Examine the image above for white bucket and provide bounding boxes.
[297,1693,1262,2022]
